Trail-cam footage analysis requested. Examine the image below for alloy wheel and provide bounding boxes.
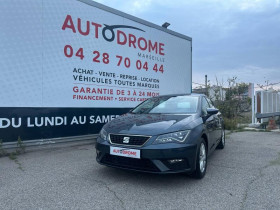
[222,130,225,146]
[199,143,206,173]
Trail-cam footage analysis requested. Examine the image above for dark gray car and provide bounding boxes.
[96,94,225,179]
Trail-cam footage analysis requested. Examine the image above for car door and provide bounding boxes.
[201,97,216,152]
[206,97,222,143]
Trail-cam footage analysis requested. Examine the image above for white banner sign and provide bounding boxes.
[0,0,192,108]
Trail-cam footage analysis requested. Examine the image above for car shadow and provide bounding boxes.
[90,165,204,188]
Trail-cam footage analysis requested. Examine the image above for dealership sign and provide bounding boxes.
[0,0,192,142]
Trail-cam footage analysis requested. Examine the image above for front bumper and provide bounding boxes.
[96,138,198,174]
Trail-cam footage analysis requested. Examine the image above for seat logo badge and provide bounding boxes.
[123,137,130,144]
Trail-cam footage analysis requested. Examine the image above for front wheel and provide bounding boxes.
[193,139,207,179]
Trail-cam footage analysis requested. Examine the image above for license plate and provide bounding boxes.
[110,146,140,159]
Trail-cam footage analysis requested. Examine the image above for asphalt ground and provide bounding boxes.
[0,131,280,210]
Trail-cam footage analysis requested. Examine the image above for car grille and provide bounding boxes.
[101,154,159,172]
[109,134,150,146]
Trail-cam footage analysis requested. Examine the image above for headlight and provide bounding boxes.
[153,130,190,144]
[100,128,108,141]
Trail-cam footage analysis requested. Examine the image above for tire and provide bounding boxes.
[217,129,225,149]
[193,139,207,179]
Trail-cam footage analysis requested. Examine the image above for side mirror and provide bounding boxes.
[206,108,219,115]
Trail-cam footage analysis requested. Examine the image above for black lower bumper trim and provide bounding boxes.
[100,154,160,172]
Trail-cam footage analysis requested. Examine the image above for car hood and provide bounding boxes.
[103,113,197,136]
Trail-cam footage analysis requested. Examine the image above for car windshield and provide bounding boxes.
[131,95,199,114]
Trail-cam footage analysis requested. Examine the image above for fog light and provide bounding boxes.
[168,159,184,164]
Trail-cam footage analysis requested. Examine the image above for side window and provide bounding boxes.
[201,97,210,116]
[206,98,214,108]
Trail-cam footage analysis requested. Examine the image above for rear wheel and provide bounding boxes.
[193,139,207,179]
[217,129,225,149]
